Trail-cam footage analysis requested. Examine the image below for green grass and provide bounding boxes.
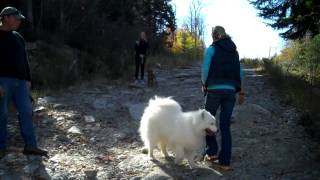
[261,60,320,160]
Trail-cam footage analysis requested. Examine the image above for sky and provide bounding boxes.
[171,0,285,58]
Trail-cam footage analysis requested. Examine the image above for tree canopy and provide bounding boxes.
[250,0,320,39]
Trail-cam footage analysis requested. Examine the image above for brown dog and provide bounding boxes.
[147,69,157,87]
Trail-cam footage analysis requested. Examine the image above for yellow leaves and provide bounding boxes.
[169,29,204,55]
[274,35,320,84]
[274,41,301,63]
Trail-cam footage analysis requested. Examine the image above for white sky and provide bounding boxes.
[171,0,285,58]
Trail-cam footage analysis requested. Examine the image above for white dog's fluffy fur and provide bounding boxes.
[139,96,217,168]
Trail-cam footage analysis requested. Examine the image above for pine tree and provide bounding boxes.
[250,0,320,39]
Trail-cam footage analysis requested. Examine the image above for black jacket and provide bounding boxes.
[0,30,31,81]
[135,39,148,57]
[205,37,241,92]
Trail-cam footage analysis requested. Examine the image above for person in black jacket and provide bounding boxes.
[0,7,48,159]
[135,31,148,84]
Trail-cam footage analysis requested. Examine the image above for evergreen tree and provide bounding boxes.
[250,0,320,39]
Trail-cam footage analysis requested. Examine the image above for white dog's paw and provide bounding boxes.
[189,162,200,169]
[147,151,156,161]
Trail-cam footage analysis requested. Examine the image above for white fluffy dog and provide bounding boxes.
[139,96,217,168]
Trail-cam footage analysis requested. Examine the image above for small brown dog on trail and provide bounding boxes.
[147,69,157,87]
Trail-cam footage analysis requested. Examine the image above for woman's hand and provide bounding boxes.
[0,85,5,97]
[238,92,245,105]
[202,86,207,93]
[27,81,31,90]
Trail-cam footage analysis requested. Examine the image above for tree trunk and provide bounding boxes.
[188,0,204,60]
[36,0,44,31]
[60,0,65,31]
[26,0,34,30]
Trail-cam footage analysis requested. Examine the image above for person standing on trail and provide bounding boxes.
[134,31,149,84]
[0,7,48,159]
[201,26,245,171]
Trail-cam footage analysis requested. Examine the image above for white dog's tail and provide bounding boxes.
[147,96,182,112]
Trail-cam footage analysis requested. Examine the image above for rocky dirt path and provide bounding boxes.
[0,64,320,179]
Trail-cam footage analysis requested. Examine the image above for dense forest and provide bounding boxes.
[1,0,207,87]
[1,0,176,51]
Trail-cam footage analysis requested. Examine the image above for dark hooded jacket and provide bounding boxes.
[205,37,241,92]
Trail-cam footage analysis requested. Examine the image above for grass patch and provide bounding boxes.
[262,60,320,160]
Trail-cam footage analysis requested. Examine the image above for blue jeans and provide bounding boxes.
[205,89,236,165]
[0,78,37,150]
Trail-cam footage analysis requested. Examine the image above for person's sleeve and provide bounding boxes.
[15,31,32,81]
[145,41,149,55]
[21,36,31,81]
[24,51,32,81]
[201,46,214,85]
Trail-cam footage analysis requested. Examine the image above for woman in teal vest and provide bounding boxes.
[201,26,245,170]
